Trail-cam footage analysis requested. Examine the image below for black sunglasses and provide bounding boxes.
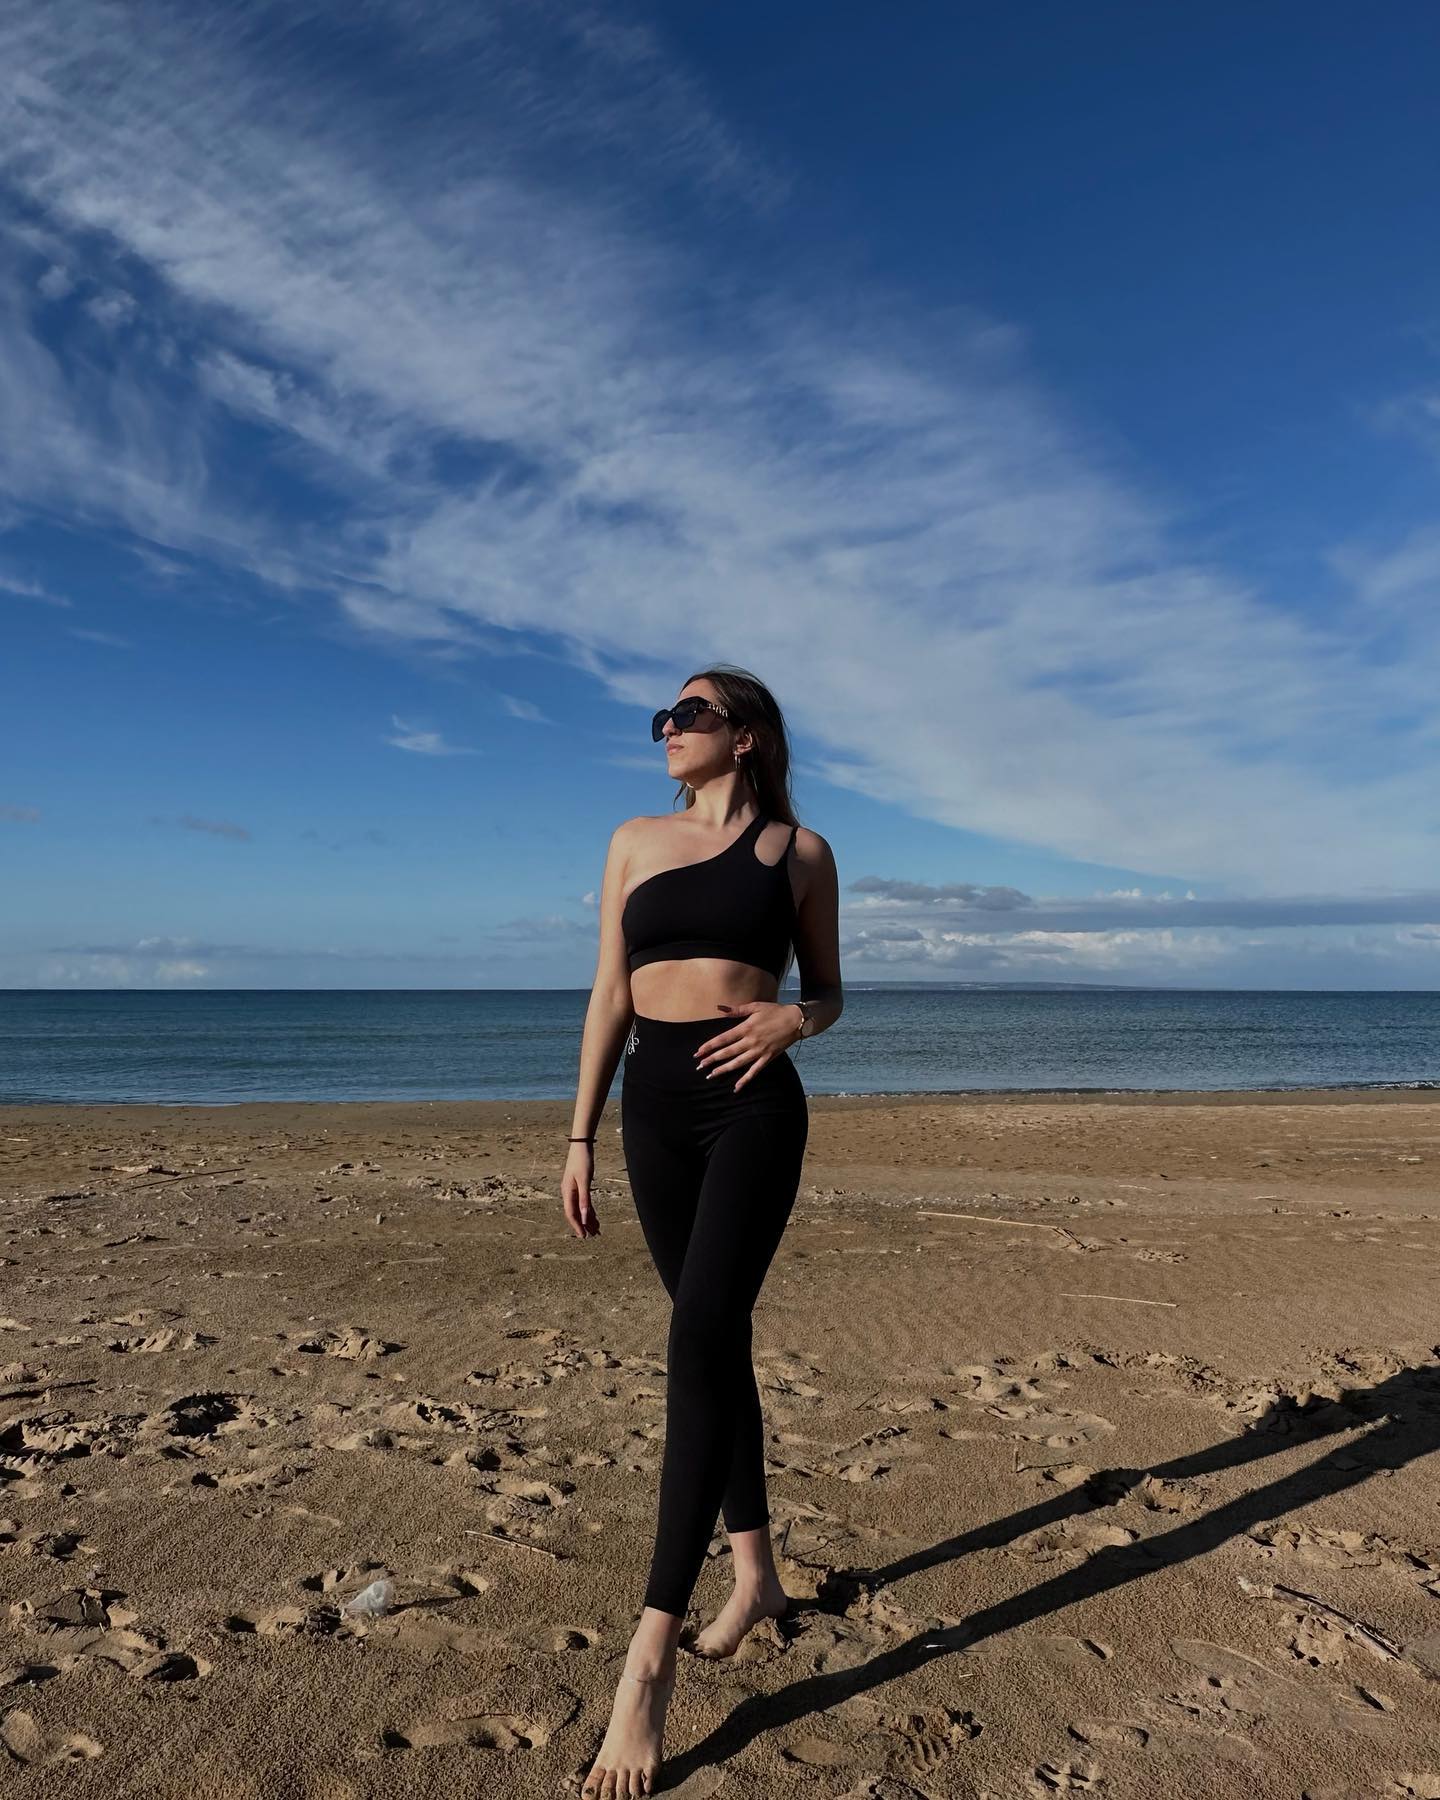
[651,697,736,741]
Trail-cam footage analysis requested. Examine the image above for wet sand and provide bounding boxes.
[2,1090,1440,1797]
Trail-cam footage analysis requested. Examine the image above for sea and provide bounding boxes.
[0,986,1436,1105]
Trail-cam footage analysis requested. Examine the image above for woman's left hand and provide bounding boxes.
[694,1000,800,1090]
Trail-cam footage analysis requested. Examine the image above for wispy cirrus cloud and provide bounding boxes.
[299,825,390,851]
[66,624,130,646]
[144,813,252,841]
[0,0,1435,903]
[848,876,1440,933]
[384,714,479,756]
[0,569,71,606]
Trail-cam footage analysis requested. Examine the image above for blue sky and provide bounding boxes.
[3,0,1439,990]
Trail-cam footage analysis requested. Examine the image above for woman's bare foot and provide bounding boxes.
[690,1576,789,1659]
[581,1660,675,1799]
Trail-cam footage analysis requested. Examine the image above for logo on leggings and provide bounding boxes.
[625,1020,640,1057]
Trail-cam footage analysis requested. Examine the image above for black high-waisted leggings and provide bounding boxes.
[620,1012,809,1618]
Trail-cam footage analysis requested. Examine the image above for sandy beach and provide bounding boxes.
[3,1088,1440,1797]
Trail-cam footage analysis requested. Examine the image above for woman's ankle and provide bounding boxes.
[626,1615,681,1678]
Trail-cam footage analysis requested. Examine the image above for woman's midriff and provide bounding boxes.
[628,957,783,1022]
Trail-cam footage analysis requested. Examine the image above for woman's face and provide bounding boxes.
[662,685,734,782]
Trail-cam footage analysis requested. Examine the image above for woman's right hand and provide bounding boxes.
[562,1143,600,1239]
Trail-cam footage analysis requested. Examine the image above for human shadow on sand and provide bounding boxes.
[661,1355,1440,1784]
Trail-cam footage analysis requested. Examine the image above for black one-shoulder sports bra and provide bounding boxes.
[622,813,797,982]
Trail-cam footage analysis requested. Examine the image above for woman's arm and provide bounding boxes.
[562,822,638,1238]
[789,824,844,1039]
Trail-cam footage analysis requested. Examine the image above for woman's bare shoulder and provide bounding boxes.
[791,823,834,863]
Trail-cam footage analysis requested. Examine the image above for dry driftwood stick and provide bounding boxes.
[1060,1292,1178,1308]
[918,1210,1065,1232]
[1237,1575,1403,1662]
[463,1529,563,1560]
[118,1163,250,1190]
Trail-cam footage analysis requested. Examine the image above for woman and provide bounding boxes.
[563,664,842,1799]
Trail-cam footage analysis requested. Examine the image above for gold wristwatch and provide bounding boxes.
[792,998,816,1040]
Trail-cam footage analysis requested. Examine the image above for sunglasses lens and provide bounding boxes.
[651,709,669,742]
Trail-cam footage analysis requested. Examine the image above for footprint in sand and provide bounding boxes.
[298,1561,389,1596]
[378,1395,501,1434]
[1011,1520,1137,1563]
[835,1781,938,1800]
[382,1714,542,1752]
[781,1735,851,1766]
[759,1356,827,1404]
[224,1603,343,1638]
[832,1457,894,1483]
[295,1326,403,1360]
[13,1587,211,1683]
[107,1329,218,1353]
[0,1412,130,1467]
[1153,1638,1396,1745]
[0,1663,65,1691]
[779,1615,882,1674]
[475,1473,574,1508]
[0,1521,93,1560]
[232,1563,496,1651]
[1135,1474,1198,1514]
[467,1362,553,1390]
[986,1404,1115,1449]
[1288,1611,1348,1668]
[1069,1719,1149,1750]
[186,1460,311,1494]
[953,1363,1048,1406]
[1030,1462,1099,1492]
[0,1710,103,1766]
[1327,1347,1410,1384]
[151,1392,283,1440]
[0,1362,49,1388]
[1026,1758,1106,1793]
[382,1693,575,1752]
[871,1707,981,1778]
[1249,1521,1437,1582]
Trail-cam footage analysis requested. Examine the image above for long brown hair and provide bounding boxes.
[672,664,800,987]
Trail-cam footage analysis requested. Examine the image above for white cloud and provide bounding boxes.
[499,693,546,722]
[84,287,137,329]
[0,1,1435,898]
[0,570,72,606]
[36,262,73,299]
[172,813,251,841]
[66,625,130,646]
[384,713,479,756]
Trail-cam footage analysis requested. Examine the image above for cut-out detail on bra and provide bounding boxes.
[621,813,767,916]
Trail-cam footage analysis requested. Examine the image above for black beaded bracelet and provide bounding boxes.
[568,1135,595,1144]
